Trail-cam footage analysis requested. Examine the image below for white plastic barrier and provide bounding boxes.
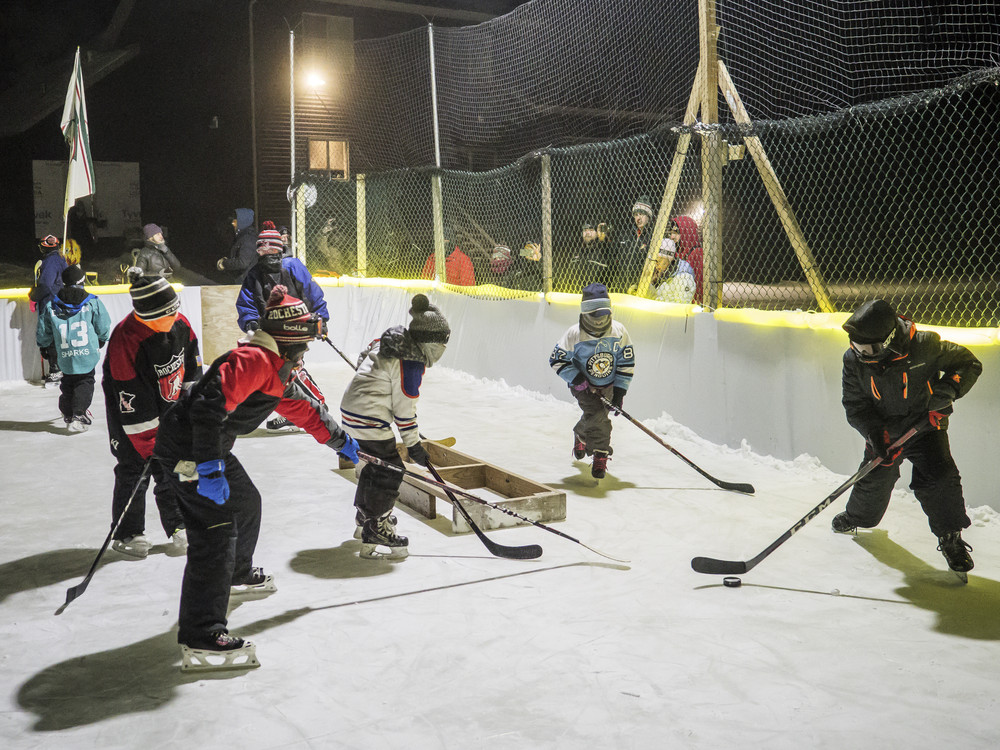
[2,282,997,511]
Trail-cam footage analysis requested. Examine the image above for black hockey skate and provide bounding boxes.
[265,415,301,432]
[68,410,93,433]
[180,631,259,672]
[360,512,409,559]
[353,509,397,540]
[230,566,277,597]
[937,531,973,583]
[591,450,610,479]
[831,511,859,534]
[572,433,587,460]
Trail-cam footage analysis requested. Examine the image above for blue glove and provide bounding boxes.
[196,459,230,505]
[337,435,360,465]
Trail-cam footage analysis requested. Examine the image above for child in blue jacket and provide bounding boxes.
[550,283,635,478]
[36,265,112,431]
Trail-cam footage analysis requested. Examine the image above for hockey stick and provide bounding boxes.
[313,353,517,558]
[322,336,361,370]
[426,461,543,560]
[359,451,628,563]
[691,426,922,575]
[597,395,755,494]
[57,458,154,614]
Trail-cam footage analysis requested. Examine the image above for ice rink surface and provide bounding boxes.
[2,361,998,750]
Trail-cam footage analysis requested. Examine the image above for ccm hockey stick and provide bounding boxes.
[57,458,154,614]
[598,395,755,495]
[426,461,542,560]
[359,451,628,563]
[691,426,921,575]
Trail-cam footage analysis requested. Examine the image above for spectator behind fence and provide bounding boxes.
[421,242,476,286]
[566,222,611,291]
[672,215,704,304]
[217,208,257,284]
[315,217,353,275]
[649,235,696,304]
[617,195,655,294]
[488,245,513,285]
[498,241,543,292]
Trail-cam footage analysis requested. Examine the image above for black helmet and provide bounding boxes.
[843,299,907,363]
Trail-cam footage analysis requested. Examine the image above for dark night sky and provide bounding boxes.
[0,0,530,275]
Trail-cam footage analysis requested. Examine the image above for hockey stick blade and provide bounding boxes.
[600,396,755,495]
[690,426,922,577]
[690,556,749,575]
[427,462,542,560]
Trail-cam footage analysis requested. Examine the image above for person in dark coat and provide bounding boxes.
[614,196,656,294]
[134,223,182,278]
[565,223,611,291]
[833,299,982,579]
[216,208,257,284]
[30,234,70,382]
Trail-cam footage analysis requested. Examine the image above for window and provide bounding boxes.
[308,139,349,178]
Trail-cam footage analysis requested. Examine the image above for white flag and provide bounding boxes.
[61,47,95,219]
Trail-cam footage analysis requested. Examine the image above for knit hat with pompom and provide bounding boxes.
[407,294,450,343]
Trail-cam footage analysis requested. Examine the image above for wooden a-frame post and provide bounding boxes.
[636,0,834,312]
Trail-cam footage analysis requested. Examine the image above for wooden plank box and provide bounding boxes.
[359,441,566,534]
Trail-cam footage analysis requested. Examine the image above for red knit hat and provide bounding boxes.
[262,285,318,343]
[257,220,283,255]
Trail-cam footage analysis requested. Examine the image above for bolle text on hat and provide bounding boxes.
[130,274,180,321]
[261,284,318,343]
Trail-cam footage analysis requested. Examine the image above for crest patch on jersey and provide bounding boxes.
[119,391,136,413]
[586,351,614,379]
[154,353,186,402]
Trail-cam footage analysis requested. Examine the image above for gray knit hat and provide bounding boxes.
[631,196,654,218]
[408,294,450,344]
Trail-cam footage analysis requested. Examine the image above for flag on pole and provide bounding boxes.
[60,47,95,220]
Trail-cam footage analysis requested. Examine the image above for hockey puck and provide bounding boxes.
[722,576,742,588]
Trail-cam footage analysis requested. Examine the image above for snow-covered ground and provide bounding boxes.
[2,361,998,750]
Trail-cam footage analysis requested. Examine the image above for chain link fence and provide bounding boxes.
[291,0,1000,326]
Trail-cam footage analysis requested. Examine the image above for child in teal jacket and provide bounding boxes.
[36,265,112,431]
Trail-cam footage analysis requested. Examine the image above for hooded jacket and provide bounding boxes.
[220,208,258,283]
[842,319,982,439]
[35,285,112,374]
[672,215,703,304]
[30,250,68,310]
[236,255,328,332]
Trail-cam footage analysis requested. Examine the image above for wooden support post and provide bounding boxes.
[699,0,723,310]
[355,174,367,277]
[718,61,835,312]
[541,153,553,295]
[635,61,704,299]
[431,172,446,282]
[294,186,306,263]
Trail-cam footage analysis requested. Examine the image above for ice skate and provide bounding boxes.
[353,509,397,540]
[572,433,587,460]
[112,534,151,559]
[831,512,858,534]
[265,415,300,432]
[360,511,408,559]
[43,371,63,387]
[180,631,259,672]
[230,566,277,597]
[591,450,610,479]
[167,527,188,556]
[937,531,973,583]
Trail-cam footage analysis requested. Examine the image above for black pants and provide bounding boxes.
[845,429,971,537]
[40,345,60,374]
[355,437,404,518]
[112,456,184,541]
[58,370,95,419]
[166,453,262,644]
[571,384,614,454]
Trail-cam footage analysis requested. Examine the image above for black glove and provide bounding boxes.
[320,318,329,338]
[246,319,261,332]
[407,442,430,467]
[611,387,626,414]
[865,428,901,466]
[927,378,959,413]
[571,374,589,392]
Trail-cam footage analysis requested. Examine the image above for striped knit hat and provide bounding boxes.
[256,220,284,255]
[581,282,612,316]
[262,285,317,343]
[130,275,180,320]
